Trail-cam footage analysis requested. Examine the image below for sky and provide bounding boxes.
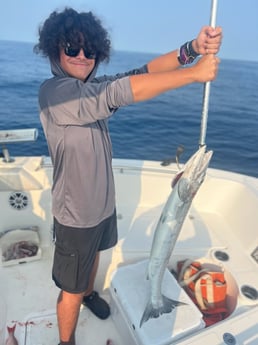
[0,0,258,62]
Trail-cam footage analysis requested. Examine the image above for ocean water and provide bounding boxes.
[0,40,257,177]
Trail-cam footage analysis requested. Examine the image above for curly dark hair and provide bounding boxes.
[34,8,111,63]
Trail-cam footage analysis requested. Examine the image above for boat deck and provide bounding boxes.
[1,158,258,344]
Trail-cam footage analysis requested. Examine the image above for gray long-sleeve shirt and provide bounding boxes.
[39,60,148,227]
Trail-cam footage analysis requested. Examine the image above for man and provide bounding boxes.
[34,7,222,345]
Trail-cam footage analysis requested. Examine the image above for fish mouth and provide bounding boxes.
[184,145,213,182]
[175,146,213,201]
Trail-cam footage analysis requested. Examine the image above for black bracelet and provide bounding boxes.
[177,40,199,65]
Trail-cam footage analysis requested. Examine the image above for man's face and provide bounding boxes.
[60,47,96,81]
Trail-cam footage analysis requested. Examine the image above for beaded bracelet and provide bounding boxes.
[177,40,199,65]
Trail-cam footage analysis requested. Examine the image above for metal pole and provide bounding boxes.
[199,0,218,147]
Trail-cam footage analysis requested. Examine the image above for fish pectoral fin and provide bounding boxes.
[140,295,187,327]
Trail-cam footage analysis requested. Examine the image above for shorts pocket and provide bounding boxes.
[52,244,79,292]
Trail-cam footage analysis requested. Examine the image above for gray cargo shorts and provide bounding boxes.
[52,210,117,293]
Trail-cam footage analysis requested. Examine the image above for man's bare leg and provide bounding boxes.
[57,290,84,345]
[57,253,100,344]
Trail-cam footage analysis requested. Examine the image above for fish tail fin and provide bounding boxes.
[162,295,187,313]
[140,299,154,328]
[7,323,16,333]
[140,295,186,328]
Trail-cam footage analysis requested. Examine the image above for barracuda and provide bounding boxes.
[140,145,213,327]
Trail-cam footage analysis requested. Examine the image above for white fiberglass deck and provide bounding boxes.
[1,158,258,344]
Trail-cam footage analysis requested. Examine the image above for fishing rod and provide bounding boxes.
[199,0,218,147]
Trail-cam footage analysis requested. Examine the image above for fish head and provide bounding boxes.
[175,146,213,202]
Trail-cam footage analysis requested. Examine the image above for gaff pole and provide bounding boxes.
[199,0,218,147]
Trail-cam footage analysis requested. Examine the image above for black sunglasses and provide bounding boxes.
[64,43,97,60]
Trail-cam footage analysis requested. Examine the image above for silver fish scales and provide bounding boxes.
[140,145,213,327]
